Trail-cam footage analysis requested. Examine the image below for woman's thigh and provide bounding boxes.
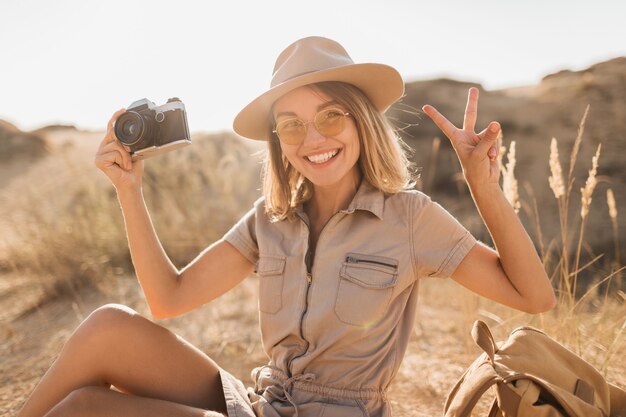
[46,386,226,417]
[71,304,228,413]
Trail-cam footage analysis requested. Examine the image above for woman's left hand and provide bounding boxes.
[422,87,501,191]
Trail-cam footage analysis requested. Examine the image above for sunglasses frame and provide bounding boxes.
[272,108,351,145]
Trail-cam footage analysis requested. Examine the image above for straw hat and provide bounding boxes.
[233,36,404,141]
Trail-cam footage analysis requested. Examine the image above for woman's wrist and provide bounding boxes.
[116,182,143,204]
[468,181,502,204]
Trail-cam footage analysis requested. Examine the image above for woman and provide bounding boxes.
[18,36,555,417]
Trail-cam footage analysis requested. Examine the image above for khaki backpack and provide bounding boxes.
[444,320,626,417]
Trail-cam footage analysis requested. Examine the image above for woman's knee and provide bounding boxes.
[88,303,139,324]
[71,303,144,345]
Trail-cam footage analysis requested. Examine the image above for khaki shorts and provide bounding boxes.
[219,367,256,417]
[218,365,377,417]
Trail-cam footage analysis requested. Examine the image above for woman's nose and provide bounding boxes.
[303,122,326,146]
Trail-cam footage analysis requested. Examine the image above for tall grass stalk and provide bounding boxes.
[548,137,569,302]
[502,140,520,214]
[548,105,589,307]
[573,143,601,299]
[606,188,622,290]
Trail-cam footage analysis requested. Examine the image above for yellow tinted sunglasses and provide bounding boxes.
[272,108,351,145]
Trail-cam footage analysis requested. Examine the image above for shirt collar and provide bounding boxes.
[340,179,385,219]
[294,180,385,221]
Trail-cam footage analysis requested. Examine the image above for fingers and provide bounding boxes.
[463,87,479,132]
[94,149,126,173]
[96,108,133,172]
[103,108,127,145]
[422,104,458,140]
[475,121,501,161]
[424,94,501,164]
[489,129,503,160]
[107,108,126,132]
[100,140,133,170]
[95,114,134,172]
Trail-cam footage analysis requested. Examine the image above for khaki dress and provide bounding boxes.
[217,180,477,417]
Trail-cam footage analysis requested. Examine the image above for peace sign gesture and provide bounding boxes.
[422,87,501,191]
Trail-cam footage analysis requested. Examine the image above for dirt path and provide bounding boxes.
[0,274,488,416]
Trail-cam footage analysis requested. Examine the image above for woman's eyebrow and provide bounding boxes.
[318,100,340,110]
[274,100,341,119]
[274,110,297,119]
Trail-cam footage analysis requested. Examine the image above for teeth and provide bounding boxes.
[307,150,338,164]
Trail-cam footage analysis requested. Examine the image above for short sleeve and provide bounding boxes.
[412,193,477,279]
[222,199,261,265]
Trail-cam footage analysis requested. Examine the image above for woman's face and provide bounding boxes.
[272,86,360,189]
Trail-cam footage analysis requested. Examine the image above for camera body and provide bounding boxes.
[114,97,191,160]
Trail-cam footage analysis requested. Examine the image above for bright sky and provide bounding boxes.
[1,0,625,134]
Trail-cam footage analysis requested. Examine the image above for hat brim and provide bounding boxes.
[233,63,404,141]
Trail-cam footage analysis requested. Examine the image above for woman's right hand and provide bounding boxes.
[94,108,145,192]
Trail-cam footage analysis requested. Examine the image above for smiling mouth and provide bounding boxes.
[305,149,340,164]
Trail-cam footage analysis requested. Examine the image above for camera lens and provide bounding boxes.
[114,111,149,145]
[123,121,137,136]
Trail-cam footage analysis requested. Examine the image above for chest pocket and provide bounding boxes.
[334,253,399,326]
[256,255,286,314]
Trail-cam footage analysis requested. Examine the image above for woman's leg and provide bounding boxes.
[18,304,230,417]
[45,386,226,417]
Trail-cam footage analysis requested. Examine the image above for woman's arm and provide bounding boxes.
[95,110,254,319]
[116,187,254,319]
[423,88,556,314]
[452,185,556,313]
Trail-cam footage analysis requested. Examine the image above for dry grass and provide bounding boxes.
[501,139,520,214]
[487,109,623,371]
[0,131,262,300]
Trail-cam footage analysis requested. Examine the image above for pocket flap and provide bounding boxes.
[341,253,398,288]
[255,255,286,276]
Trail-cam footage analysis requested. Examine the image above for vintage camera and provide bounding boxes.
[114,97,191,160]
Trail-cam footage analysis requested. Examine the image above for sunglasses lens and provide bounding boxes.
[316,109,346,137]
[275,109,347,144]
[276,119,305,144]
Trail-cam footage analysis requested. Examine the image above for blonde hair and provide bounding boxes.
[262,81,415,222]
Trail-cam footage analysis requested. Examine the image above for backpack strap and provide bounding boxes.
[497,382,522,416]
[487,399,503,417]
[444,362,502,417]
[609,383,626,417]
[444,321,504,417]
[471,321,522,415]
